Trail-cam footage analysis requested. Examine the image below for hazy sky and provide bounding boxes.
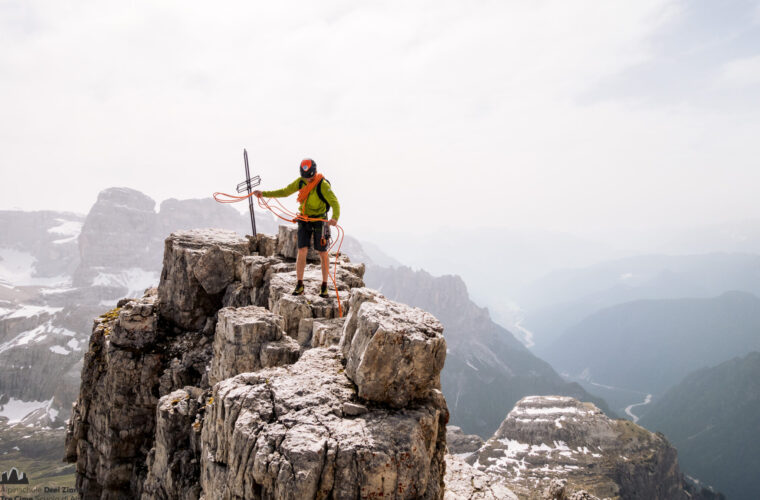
[2,0,760,242]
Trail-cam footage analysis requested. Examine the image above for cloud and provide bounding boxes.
[1,0,759,242]
[721,54,760,87]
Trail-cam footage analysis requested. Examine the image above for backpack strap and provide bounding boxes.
[298,178,331,216]
[316,178,331,214]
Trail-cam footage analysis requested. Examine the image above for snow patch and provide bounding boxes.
[0,248,70,287]
[0,396,54,424]
[48,219,83,237]
[49,345,71,355]
[40,287,76,295]
[0,320,78,354]
[512,405,592,417]
[53,235,78,245]
[2,304,63,319]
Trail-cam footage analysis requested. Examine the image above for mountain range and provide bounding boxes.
[639,351,760,500]
[518,253,760,352]
[540,291,760,414]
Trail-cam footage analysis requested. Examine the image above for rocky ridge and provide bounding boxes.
[64,227,449,499]
[468,396,721,500]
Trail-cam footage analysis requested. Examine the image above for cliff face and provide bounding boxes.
[363,265,613,439]
[64,227,449,499]
[470,396,717,500]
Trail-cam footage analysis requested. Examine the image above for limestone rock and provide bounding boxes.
[66,226,444,500]
[276,225,321,261]
[299,317,345,349]
[194,244,237,295]
[142,388,204,500]
[237,255,279,289]
[201,348,448,500]
[267,267,357,336]
[64,310,164,498]
[444,454,517,500]
[111,292,159,349]
[157,331,214,396]
[64,292,214,498]
[472,396,697,500]
[542,479,599,500]
[342,402,368,416]
[221,282,252,308]
[158,229,250,330]
[260,336,301,368]
[251,233,277,257]
[446,426,484,459]
[339,287,382,359]
[209,306,300,386]
[342,289,447,408]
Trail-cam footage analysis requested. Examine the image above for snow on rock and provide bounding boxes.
[49,345,71,355]
[0,248,36,284]
[0,248,70,287]
[444,454,518,500]
[0,320,78,355]
[1,304,63,319]
[48,219,83,237]
[0,396,55,424]
[471,396,699,499]
[92,267,160,298]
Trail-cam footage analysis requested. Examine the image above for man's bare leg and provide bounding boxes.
[297,247,308,281]
[319,251,329,283]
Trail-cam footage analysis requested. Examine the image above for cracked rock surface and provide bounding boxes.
[65,227,449,499]
[202,348,448,500]
[443,455,517,500]
[471,396,703,500]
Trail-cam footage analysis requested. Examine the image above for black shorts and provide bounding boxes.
[297,220,330,252]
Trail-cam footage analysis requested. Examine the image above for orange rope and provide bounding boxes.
[213,189,345,317]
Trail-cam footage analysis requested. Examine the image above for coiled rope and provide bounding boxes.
[213,189,345,317]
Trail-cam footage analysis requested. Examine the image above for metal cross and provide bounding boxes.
[236,148,261,236]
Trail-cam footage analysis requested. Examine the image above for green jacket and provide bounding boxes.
[262,177,341,221]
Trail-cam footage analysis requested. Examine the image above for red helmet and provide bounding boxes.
[300,158,317,178]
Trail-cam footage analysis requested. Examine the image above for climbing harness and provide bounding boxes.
[213,162,345,317]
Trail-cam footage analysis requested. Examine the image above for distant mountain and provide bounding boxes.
[639,352,760,500]
[518,253,760,351]
[363,227,622,302]
[470,396,722,500]
[541,291,760,412]
[362,264,613,438]
[73,187,278,294]
[0,188,279,428]
[0,210,83,283]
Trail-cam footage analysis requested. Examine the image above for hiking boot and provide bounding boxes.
[319,283,329,298]
[292,283,305,296]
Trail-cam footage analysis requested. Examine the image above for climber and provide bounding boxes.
[253,158,340,298]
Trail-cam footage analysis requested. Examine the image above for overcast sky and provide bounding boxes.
[2,0,760,244]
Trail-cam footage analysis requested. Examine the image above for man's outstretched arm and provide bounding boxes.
[254,178,301,199]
